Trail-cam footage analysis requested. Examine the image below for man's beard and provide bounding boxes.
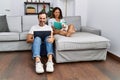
[39,21,45,26]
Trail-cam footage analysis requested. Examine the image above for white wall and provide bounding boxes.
[0,0,11,15]
[0,0,71,16]
[74,0,88,26]
[0,0,25,16]
[0,0,87,26]
[87,0,120,57]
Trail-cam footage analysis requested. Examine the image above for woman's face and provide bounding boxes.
[54,9,60,18]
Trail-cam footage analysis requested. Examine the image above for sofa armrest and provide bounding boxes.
[80,26,101,36]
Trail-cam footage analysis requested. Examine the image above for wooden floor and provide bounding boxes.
[0,51,120,80]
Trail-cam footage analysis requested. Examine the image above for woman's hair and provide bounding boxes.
[51,7,63,19]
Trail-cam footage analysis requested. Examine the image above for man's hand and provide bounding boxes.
[47,36,55,43]
[26,34,34,43]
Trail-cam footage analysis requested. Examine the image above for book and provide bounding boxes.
[54,22,62,30]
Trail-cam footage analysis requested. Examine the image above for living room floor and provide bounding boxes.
[0,51,120,80]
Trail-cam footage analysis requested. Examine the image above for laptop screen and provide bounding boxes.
[34,31,51,41]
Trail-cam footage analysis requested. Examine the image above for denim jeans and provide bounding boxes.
[32,36,54,58]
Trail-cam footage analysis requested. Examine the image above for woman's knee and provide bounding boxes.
[68,24,76,32]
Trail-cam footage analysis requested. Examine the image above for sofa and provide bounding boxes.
[0,15,110,63]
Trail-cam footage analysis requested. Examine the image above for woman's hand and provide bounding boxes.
[52,26,60,34]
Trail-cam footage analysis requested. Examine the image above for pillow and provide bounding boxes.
[54,22,62,30]
[0,15,9,32]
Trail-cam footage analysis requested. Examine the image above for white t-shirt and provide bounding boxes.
[48,18,68,31]
[48,18,66,27]
[28,24,53,34]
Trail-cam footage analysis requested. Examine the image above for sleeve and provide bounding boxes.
[28,26,34,34]
[61,19,66,23]
[48,18,54,27]
[50,26,53,32]
[61,19,67,25]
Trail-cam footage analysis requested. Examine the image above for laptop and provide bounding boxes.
[34,31,51,41]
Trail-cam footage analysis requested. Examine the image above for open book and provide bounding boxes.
[54,22,62,30]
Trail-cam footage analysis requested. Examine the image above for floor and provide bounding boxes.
[0,51,120,80]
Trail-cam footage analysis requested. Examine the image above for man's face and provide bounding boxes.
[38,14,46,26]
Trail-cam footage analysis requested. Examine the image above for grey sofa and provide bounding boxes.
[0,15,110,63]
[0,15,37,51]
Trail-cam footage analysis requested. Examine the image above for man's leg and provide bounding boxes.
[32,37,44,73]
[45,37,54,72]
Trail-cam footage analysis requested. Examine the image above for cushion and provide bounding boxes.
[0,32,19,41]
[63,16,81,32]
[19,31,28,40]
[0,15,9,32]
[6,16,22,32]
[54,32,110,50]
[22,15,38,32]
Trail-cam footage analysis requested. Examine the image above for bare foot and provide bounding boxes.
[66,32,72,37]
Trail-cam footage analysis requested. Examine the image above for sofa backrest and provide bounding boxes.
[6,16,81,32]
[6,16,22,32]
[22,15,81,32]
[63,16,81,31]
[22,15,38,32]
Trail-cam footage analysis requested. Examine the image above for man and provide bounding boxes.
[26,12,55,73]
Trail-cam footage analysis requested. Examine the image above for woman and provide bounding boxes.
[48,7,76,37]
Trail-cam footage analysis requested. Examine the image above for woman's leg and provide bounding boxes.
[66,24,76,37]
[59,30,67,36]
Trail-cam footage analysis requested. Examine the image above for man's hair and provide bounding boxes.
[51,7,63,19]
[38,12,47,18]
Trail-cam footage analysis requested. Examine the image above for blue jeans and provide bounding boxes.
[32,36,54,58]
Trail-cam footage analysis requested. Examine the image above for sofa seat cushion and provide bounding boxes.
[0,32,19,41]
[54,32,110,51]
[19,31,28,40]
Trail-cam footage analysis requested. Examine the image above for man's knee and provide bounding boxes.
[34,37,42,43]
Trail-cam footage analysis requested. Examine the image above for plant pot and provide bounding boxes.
[26,8,36,13]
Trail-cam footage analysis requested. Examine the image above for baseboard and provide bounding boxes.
[107,51,120,62]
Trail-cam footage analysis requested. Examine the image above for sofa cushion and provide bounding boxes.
[63,16,81,31]
[22,15,38,32]
[0,15,9,32]
[6,16,22,32]
[54,32,110,50]
[0,32,19,41]
[19,31,28,40]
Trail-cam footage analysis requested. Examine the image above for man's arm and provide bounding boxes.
[26,34,34,43]
[47,32,55,43]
